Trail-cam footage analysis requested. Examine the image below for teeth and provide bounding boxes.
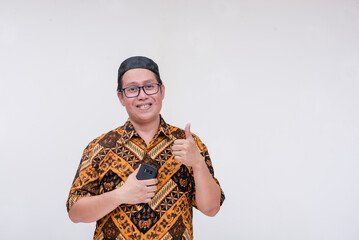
[138,104,150,109]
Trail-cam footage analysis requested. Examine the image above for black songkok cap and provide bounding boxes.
[118,56,160,81]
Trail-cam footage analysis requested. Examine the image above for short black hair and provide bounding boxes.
[117,56,162,91]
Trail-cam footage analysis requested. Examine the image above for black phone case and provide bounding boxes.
[136,163,158,180]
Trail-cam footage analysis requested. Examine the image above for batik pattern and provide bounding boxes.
[66,117,225,240]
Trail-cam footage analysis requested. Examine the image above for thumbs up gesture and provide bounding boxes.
[172,123,203,169]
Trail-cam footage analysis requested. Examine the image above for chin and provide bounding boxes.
[132,113,159,123]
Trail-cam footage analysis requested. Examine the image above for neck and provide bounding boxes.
[130,115,161,145]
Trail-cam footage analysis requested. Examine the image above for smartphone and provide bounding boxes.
[136,163,158,180]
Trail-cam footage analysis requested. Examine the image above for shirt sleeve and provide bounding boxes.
[191,136,226,208]
[66,138,102,212]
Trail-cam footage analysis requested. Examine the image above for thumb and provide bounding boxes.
[131,165,141,176]
[185,123,192,139]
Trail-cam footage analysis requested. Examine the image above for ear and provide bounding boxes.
[160,84,165,100]
[117,91,126,106]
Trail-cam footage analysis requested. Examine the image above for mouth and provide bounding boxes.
[136,103,152,110]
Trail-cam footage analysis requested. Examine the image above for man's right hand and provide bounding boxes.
[68,165,158,223]
[117,166,158,204]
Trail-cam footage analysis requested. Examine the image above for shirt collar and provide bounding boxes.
[159,115,171,138]
[119,115,171,144]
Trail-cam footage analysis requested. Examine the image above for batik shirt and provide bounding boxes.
[66,117,225,240]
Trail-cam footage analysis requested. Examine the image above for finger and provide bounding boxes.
[173,153,182,159]
[174,156,184,163]
[185,123,192,140]
[131,165,141,178]
[147,185,157,192]
[172,148,183,155]
[172,151,182,156]
[173,139,186,145]
[146,192,155,198]
[172,144,184,151]
[142,178,158,186]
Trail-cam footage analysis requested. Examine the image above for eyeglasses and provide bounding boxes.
[120,83,161,98]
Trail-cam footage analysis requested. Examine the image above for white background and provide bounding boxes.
[1,0,359,239]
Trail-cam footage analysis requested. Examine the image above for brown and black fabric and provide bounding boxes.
[66,117,225,240]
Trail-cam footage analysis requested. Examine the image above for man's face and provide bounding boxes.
[118,68,165,125]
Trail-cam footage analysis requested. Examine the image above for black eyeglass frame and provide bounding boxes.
[119,83,162,98]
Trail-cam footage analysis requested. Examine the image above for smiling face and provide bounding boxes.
[117,68,165,126]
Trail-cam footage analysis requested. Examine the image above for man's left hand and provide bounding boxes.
[172,123,203,169]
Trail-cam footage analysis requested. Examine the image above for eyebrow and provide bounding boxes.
[124,79,156,87]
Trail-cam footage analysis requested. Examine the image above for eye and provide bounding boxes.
[127,86,138,93]
[144,84,155,90]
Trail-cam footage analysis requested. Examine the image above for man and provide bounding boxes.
[66,56,225,240]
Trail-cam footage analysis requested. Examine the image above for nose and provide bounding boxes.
[137,87,148,99]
